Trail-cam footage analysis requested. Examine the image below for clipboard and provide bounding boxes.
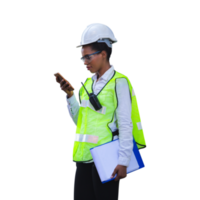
[90,138,145,184]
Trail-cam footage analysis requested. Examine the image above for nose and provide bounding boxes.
[84,59,87,65]
[84,59,90,65]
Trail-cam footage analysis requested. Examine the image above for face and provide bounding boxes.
[81,45,107,74]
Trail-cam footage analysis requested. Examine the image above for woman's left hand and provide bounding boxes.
[110,165,127,181]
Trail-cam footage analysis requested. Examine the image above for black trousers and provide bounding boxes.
[74,162,120,200]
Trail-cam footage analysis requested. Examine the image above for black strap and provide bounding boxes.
[112,129,119,137]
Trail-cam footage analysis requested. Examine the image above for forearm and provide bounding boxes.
[66,93,80,125]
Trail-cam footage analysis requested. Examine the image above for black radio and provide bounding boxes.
[81,82,102,111]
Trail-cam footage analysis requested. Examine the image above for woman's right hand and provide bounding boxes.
[56,77,74,97]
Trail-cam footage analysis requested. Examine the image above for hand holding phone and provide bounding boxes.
[54,73,74,95]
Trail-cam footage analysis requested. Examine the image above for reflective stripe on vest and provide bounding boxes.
[80,99,107,114]
[75,133,99,144]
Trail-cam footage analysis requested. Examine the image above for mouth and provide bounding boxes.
[87,66,91,70]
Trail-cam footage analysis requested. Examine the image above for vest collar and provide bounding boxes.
[92,65,115,82]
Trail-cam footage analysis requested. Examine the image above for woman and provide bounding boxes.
[56,23,146,200]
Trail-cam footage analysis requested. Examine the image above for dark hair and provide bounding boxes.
[89,41,112,62]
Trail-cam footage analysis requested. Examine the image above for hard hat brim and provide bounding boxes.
[75,44,83,49]
[76,42,94,48]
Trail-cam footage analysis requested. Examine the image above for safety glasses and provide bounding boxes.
[80,50,102,63]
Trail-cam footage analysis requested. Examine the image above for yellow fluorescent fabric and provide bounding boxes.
[72,70,139,162]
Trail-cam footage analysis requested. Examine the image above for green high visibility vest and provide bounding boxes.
[73,70,146,162]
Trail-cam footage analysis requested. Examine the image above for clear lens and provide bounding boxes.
[81,50,102,63]
[81,55,91,63]
[81,58,85,63]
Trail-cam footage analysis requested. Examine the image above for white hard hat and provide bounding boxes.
[76,23,117,48]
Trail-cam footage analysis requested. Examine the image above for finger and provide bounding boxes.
[62,81,69,88]
[114,169,123,181]
[114,174,120,181]
[61,82,70,90]
[63,83,73,89]
[121,175,126,179]
[120,173,126,179]
[111,169,117,178]
[56,76,58,81]
[64,85,70,90]
[111,173,117,180]
[60,79,64,85]
[56,76,60,82]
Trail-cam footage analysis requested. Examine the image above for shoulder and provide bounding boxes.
[116,77,128,84]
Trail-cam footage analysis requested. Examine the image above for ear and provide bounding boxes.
[101,50,107,60]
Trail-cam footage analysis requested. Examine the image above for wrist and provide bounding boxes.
[67,94,73,99]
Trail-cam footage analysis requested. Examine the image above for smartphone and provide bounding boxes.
[53,72,74,91]
[53,72,67,82]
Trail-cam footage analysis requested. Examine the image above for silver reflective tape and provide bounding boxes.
[132,88,135,96]
[80,99,106,114]
[137,122,142,130]
[75,134,99,144]
[137,122,200,130]
[96,106,106,114]
[81,99,89,107]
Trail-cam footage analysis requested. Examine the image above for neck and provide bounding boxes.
[96,63,111,79]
